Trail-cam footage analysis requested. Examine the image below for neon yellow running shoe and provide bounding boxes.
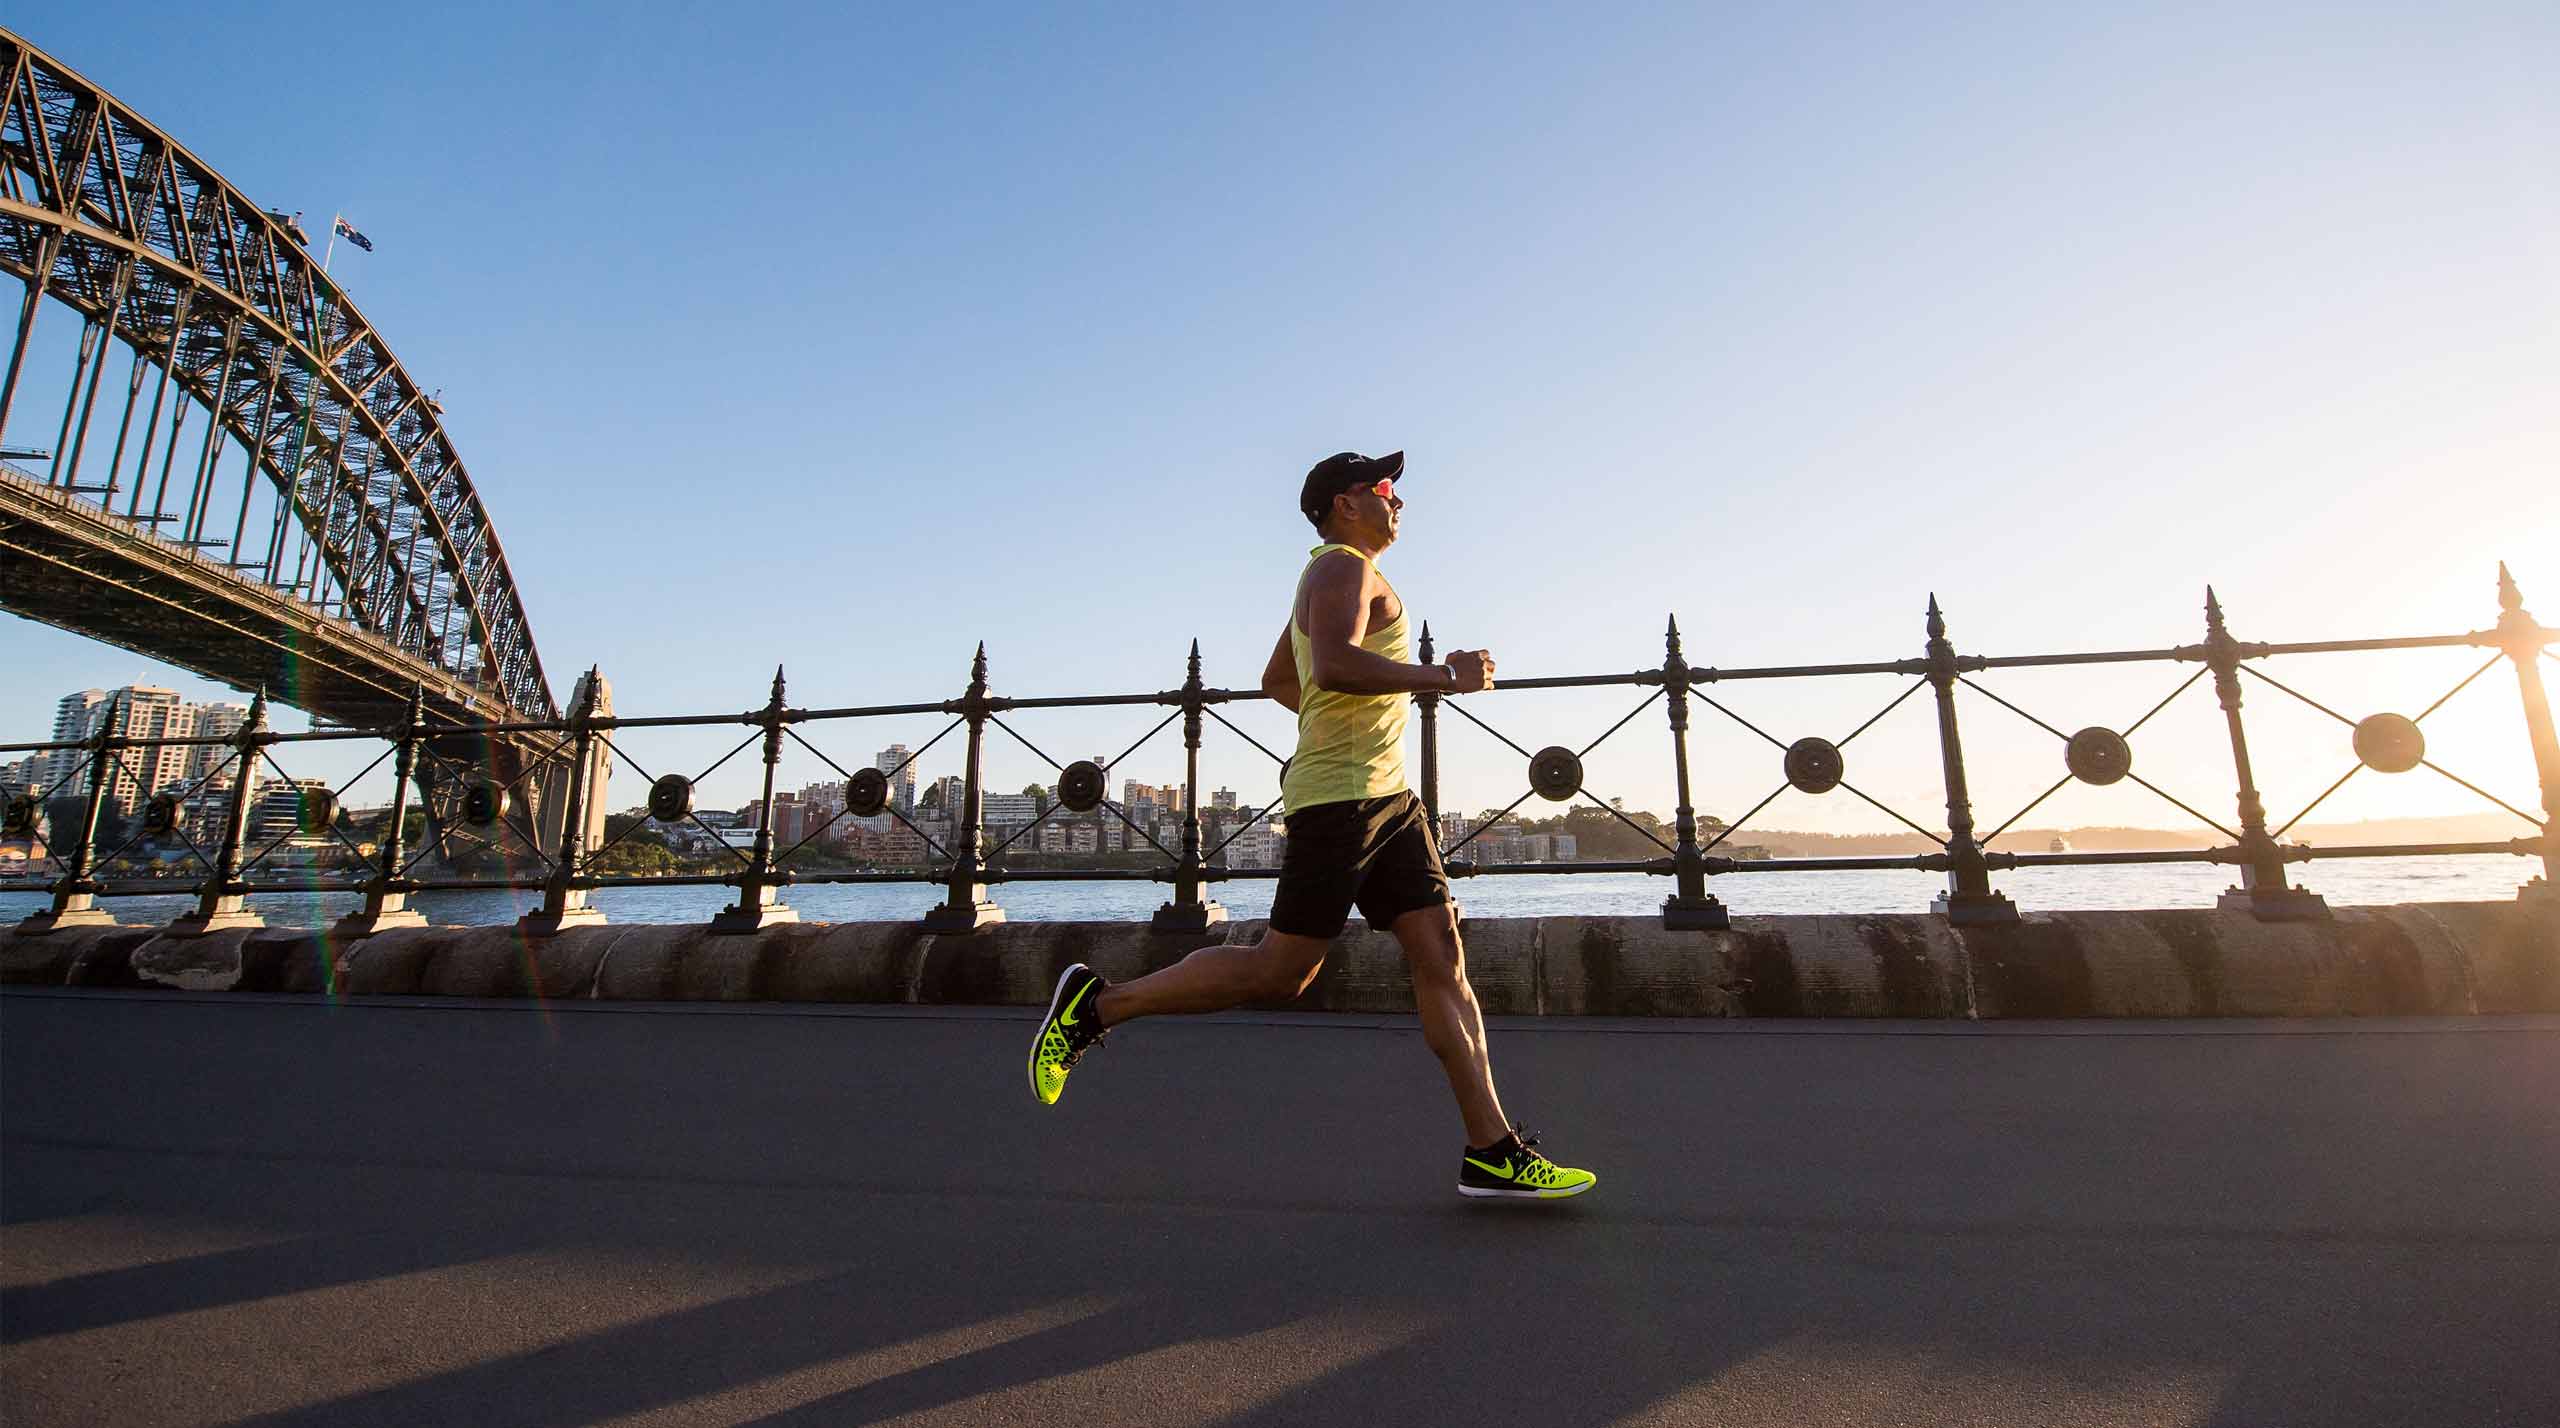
[1458,1128,1596,1200]
[1028,964,1109,1106]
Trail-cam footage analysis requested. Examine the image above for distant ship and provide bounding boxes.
[2049,835,2074,854]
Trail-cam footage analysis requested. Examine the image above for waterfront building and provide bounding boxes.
[873,745,917,811]
[42,690,112,794]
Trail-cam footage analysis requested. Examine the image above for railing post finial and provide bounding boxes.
[2204,588,2327,921]
[1661,609,1727,930]
[2490,563,2560,906]
[711,660,801,931]
[336,684,429,938]
[922,641,1004,931]
[1153,636,1227,933]
[1925,594,2018,925]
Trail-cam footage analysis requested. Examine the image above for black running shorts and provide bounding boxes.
[1268,790,1451,938]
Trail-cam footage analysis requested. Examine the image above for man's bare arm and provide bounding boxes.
[1301,552,1485,695]
[1262,625,1301,713]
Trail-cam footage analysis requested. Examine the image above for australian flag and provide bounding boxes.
[332,215,374,252]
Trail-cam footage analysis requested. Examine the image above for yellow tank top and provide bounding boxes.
[1283,543,1411,811]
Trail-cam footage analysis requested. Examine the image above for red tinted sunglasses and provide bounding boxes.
[1356,478,1397,500]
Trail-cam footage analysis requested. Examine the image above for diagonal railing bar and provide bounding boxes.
[1203,708,1287,766]
[1439,699,1538,761]
[235,752,335,875]
[982,801,1067,860]
[1201,774,1292,864]
[986,714,1063,772]
[405,744,559,876]
[1958,676,2070,742]
[1578,690,1665,759]
[1574,788,1676,854]
[1096,799,1180,863]
[1109,709,1184,772]
[2274,765,2363,840]
[1200,804,1275,865]
[244,743,427,877]
[2237,664,2358,729]
[2415,759,2547,831]
[577,733,697,868]
[1983,775,2076,846]
[11,754,104,881]
[1701,782,1789,854]
[876,721,963,786]
[2124,667,2208,738]
[1971,665,2214,843]
[773,721,961,860]
[285,741,396,866]
[81,748,163,873]
[689,729,765,789]
[1835,780,1949,847]
[162,817,216,876]
[2415,652,2506,723]
[1694,694,1791,752]
[874,801,952,863]
[583,810,658,866]
[2125,772,2241,842]
[1838,679,1928,749]
[597,731,662,785]
[1443,787,1539,860]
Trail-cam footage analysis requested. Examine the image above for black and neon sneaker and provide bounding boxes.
[1458,1128,1596,1200]
[1029,964,1109,1106]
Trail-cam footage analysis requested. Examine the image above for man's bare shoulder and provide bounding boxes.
[1304,547,1372,584]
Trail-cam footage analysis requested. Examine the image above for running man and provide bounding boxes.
[1028,450,1596,1201]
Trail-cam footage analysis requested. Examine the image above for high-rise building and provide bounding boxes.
[41,690,112,793]
[110,688,190,817]
[874,744,918,811]
[185,703,249,786]
[1211,787,1238,811]
[43,687,186,819]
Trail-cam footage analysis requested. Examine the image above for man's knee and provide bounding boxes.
[1251,933,1328,1000]
[1393,903,1466,985]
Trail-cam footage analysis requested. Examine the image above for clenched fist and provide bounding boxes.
[1444,648,1497,693]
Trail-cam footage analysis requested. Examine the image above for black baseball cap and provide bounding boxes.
[1298,450,1405,522]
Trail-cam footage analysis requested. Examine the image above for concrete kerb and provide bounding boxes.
[1,904,2551,1017]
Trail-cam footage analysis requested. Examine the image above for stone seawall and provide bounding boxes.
[5,904,2553,1017]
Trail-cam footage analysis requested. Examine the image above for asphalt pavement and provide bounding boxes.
[4,989,2555,1427]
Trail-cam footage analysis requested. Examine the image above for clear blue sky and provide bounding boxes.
[5,2,2555,839]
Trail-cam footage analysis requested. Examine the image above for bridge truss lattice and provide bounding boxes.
[0,29,552,719]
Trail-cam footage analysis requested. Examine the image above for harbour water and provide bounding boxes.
[0,854,2537,931]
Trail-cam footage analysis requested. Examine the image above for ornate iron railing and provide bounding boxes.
[6,565,2555,934]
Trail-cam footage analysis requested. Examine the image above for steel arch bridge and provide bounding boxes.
[0,28,553,726]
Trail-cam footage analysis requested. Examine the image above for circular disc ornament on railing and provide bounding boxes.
[3,794,37,838]
[1784,736,1844,795]
[648,773,695,822]
[2065,726,2133,786]
[462,781,508,828]
[1528,746,1584,802]
[2352,713,2425,774]
[143,792,181,835]
[844,767,889,818]
[294,787,338,836]
[1056,760,1107,813]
